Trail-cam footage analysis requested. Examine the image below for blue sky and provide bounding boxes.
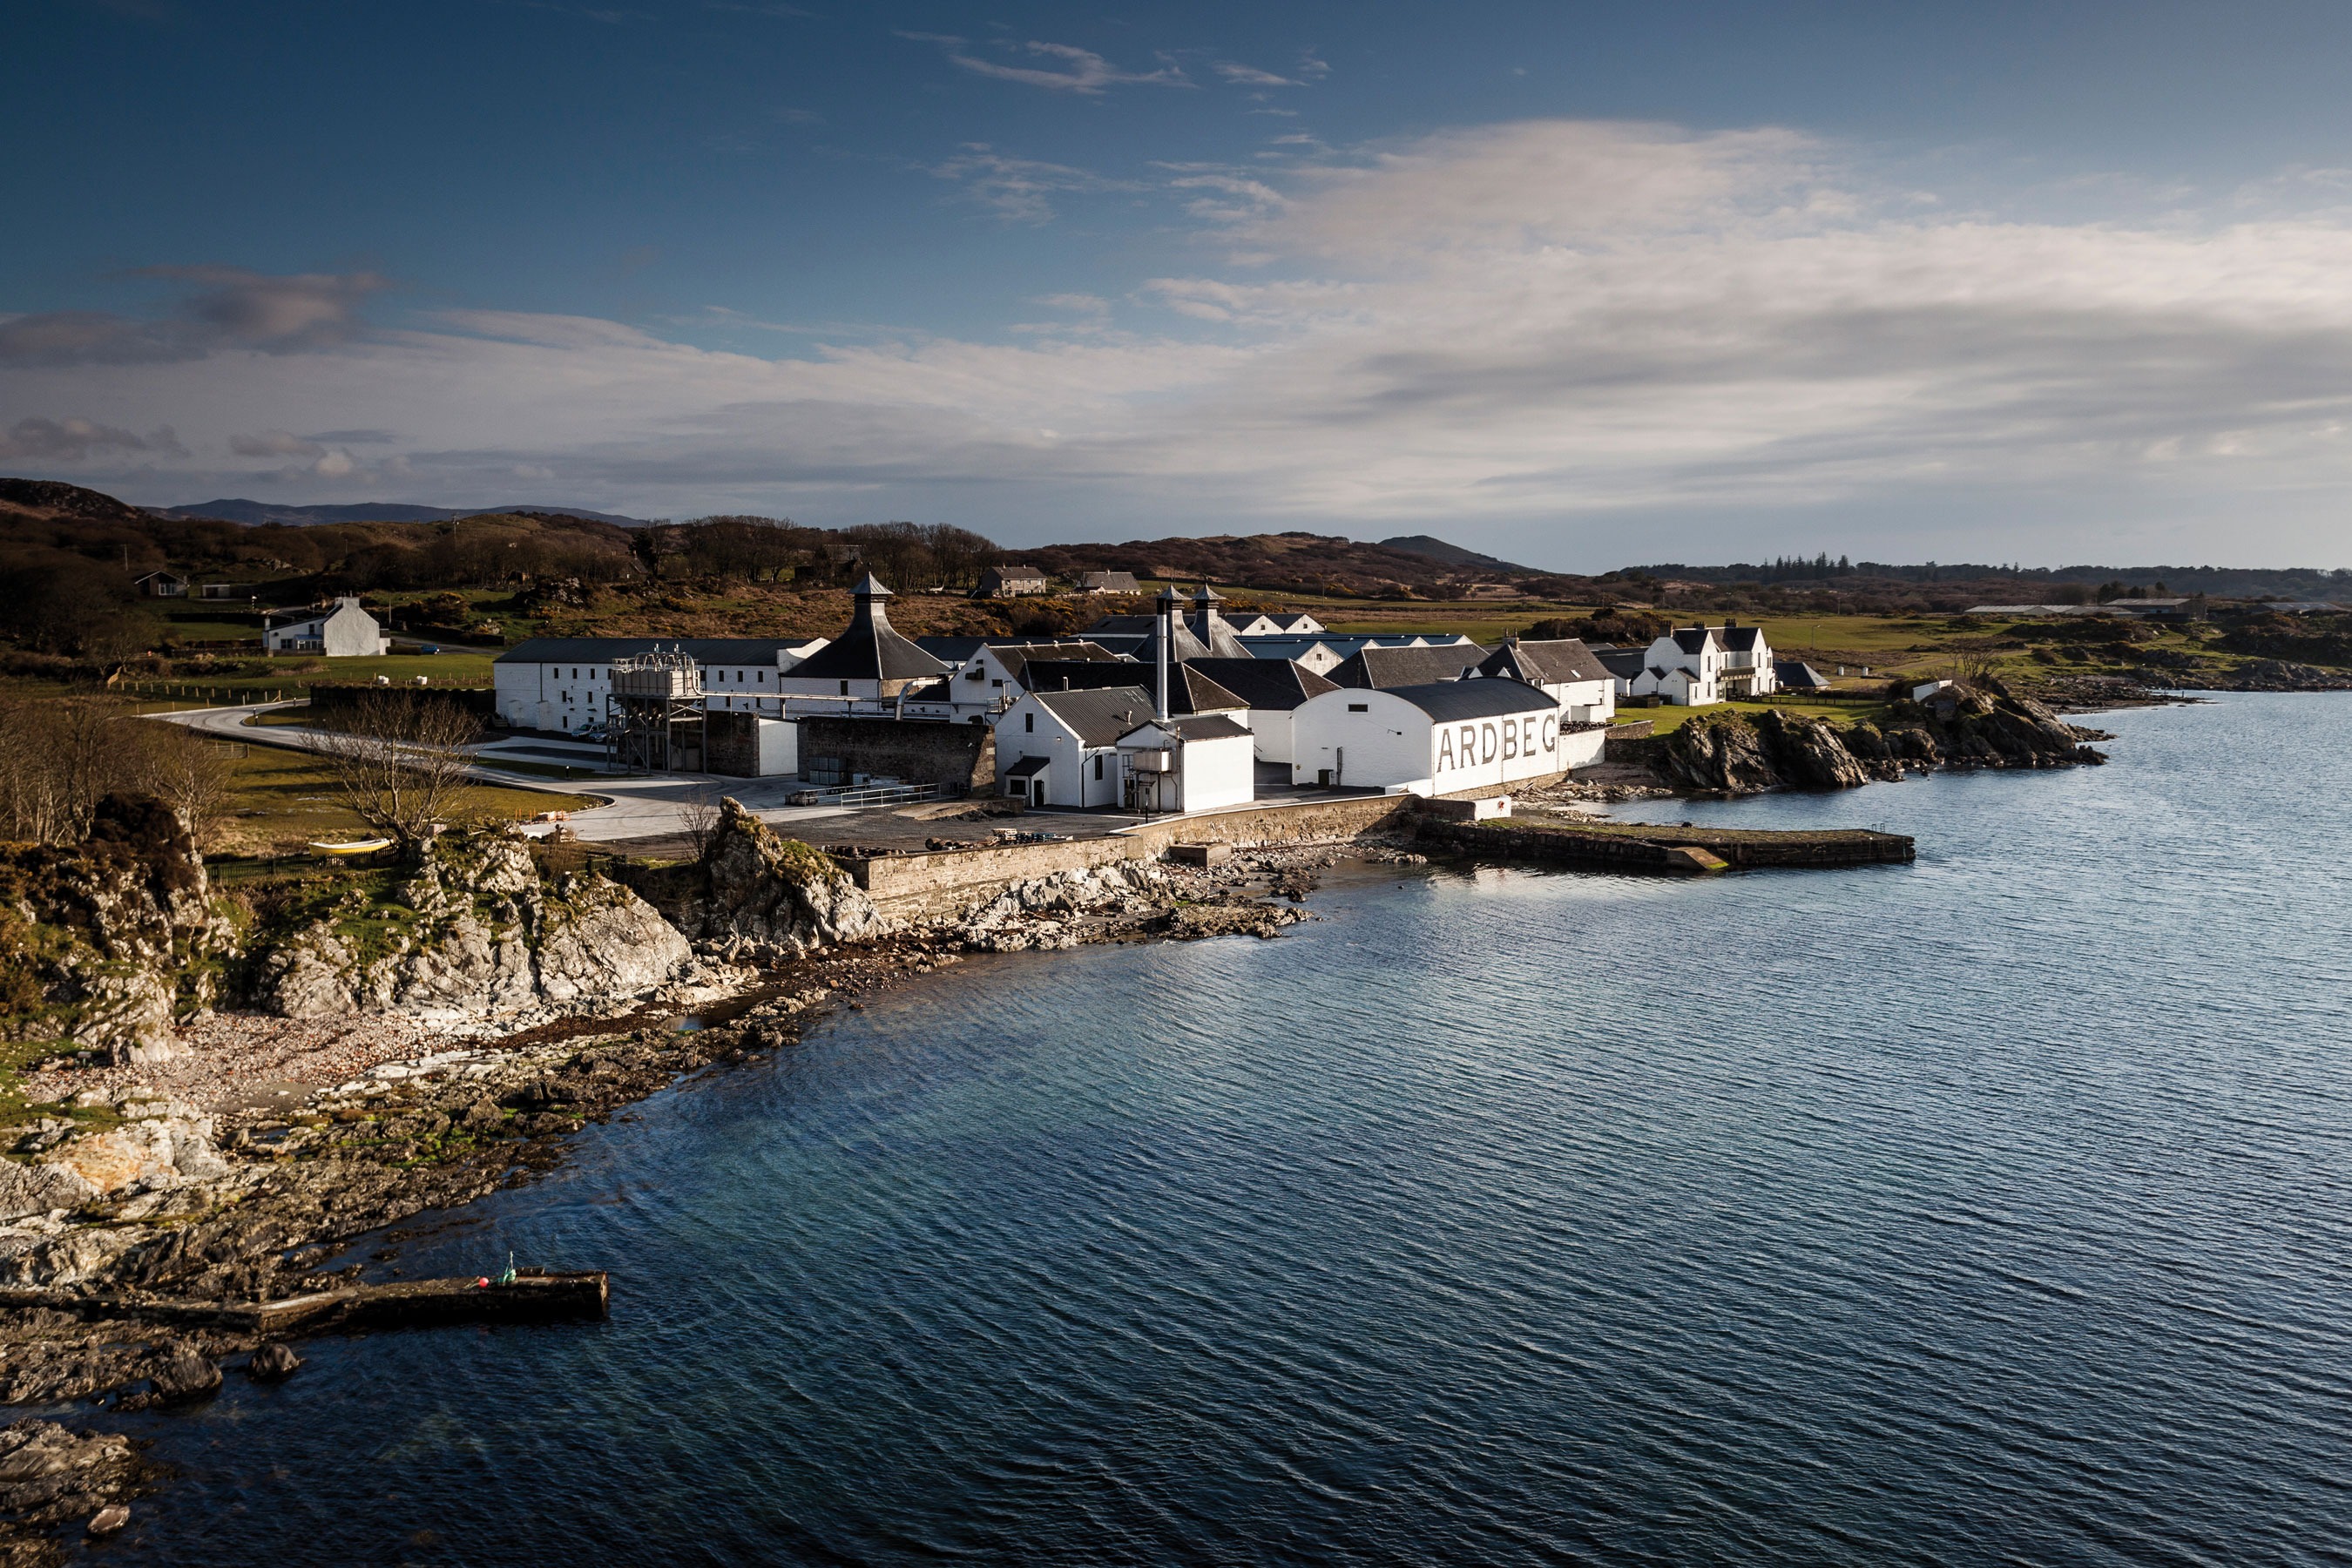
[9,0,2352,568]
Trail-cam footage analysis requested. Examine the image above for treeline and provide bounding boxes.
[633,517,999,591]
[1618,558,2352,598]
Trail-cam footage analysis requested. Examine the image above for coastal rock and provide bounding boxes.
[644,800,890,961]
[255,829,694,1023]
[0,794,240,1063]
[0,1419,144,1532]
[246,1343,301,1381]
[148,1346,221,1403]
[0,1164,96,1224]
[1653,679,2102,794]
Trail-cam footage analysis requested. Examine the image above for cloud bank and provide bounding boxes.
[10,121,2352,563]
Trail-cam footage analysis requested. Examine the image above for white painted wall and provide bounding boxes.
[1290,689,1436,788]
[1247,707,1297,764]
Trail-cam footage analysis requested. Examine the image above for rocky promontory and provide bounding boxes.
[1652,679,2108,794]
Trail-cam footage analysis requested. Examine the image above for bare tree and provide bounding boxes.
[678,782,722,861]
[128,723,238,851]
[311,692,483,848]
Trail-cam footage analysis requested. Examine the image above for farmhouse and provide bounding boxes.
[1290,679,1569,793]
[264,597,390,658]
[975,565,1050,598]
[134,570,188,598]
[1077,571,1140,594]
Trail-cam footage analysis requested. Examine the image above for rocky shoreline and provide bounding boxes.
[0,803,1368,1560]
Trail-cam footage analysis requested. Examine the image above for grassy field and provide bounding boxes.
[212,742,599,855]
[1618,696,1894,735]
[119,648,500,706]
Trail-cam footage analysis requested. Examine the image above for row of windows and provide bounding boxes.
[547,666,770,684]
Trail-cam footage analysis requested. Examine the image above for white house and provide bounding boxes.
[1628,626,1724,706]
[1117,714,1256,814]
[975,565,1051,598]
[1714,621,1776,696]
[914,638,1128,714]
[1234,635,1348,674]
[1291,679,1571,793]
[1179,658,1338,766]
[265,597,390,657]
[1474,638,1616,727]
[995,685,1159,808]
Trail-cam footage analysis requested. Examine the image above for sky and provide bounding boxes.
[9,1,2352,570]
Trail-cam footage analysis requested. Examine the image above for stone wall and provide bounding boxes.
[797,715,993,789]
[850,792,1416,916]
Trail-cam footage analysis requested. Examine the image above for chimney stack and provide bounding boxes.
[1155,585,1179,721]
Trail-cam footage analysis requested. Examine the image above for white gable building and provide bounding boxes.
[264,597,390,658]
[1290,679,1571,794]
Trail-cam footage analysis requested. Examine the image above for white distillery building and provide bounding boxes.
[1474,638,1618,727]
[1117,714,1255,814]
[1290,679,1573,793]
[492,636,825,735]
[264,597,390,657]
[1179,658,1339,766]
[995,686,1161,809]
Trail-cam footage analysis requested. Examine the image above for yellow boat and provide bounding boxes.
[307,837,394,856]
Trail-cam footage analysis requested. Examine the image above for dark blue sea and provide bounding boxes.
[101,693,2352,1564]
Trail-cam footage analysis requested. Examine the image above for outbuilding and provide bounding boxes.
[1290,678,1571,793]
[1180,657,1338,765]
[1117,714,1255,814]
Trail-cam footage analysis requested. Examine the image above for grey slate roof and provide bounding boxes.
[914,635,990,664]
[1670,627,1713,655]
[1716,624,1765,652]
[1122,713,1253,743]
[1478,638,1610,686]
[1382,679,1557,723]
[1019,660,1247,713]
[787,579,950,682]
[990,641,1125,686]
[1774,659,1834,690]
[1180,658,1339,711]
[1035,686,1157,747]
[1592,648,1648,680]
[497,637,814,665]
[1078,571,1140,592]
[1328,643,1487,688]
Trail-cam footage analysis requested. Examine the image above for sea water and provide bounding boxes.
[103,693,2352,1564]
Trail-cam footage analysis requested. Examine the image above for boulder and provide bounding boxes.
[88,1503,131,1536]
[246,1342,302,1382]
[0,1161,98,1223]
[148,1345,221,1403]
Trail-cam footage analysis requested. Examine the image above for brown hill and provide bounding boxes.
[1008,531,1565,599]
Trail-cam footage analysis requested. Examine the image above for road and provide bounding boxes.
[154,703,866,845]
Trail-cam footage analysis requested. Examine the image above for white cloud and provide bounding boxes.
[1214,62,1296,87]
[18,122,2352,564]
[908,36,1188,95]
[929,145,1142,222]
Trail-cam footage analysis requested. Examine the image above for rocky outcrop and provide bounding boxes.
[947,862,1169,952]
[0,795,240,1064]
[1654,680,2105,794]
[639,800,889,963]
[254,828,696,1024]
[0,1090,241,1282]
[0,1418,147,1540]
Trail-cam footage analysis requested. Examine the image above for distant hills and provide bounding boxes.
[147,497,651,528]
[1378,534,1537,574]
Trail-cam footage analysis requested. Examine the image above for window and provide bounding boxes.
[839,680,848,696]
[1348,703,1369,713]
[757,671,765,683]
[1024,713,1035,733]
[1093,754,1104,780]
